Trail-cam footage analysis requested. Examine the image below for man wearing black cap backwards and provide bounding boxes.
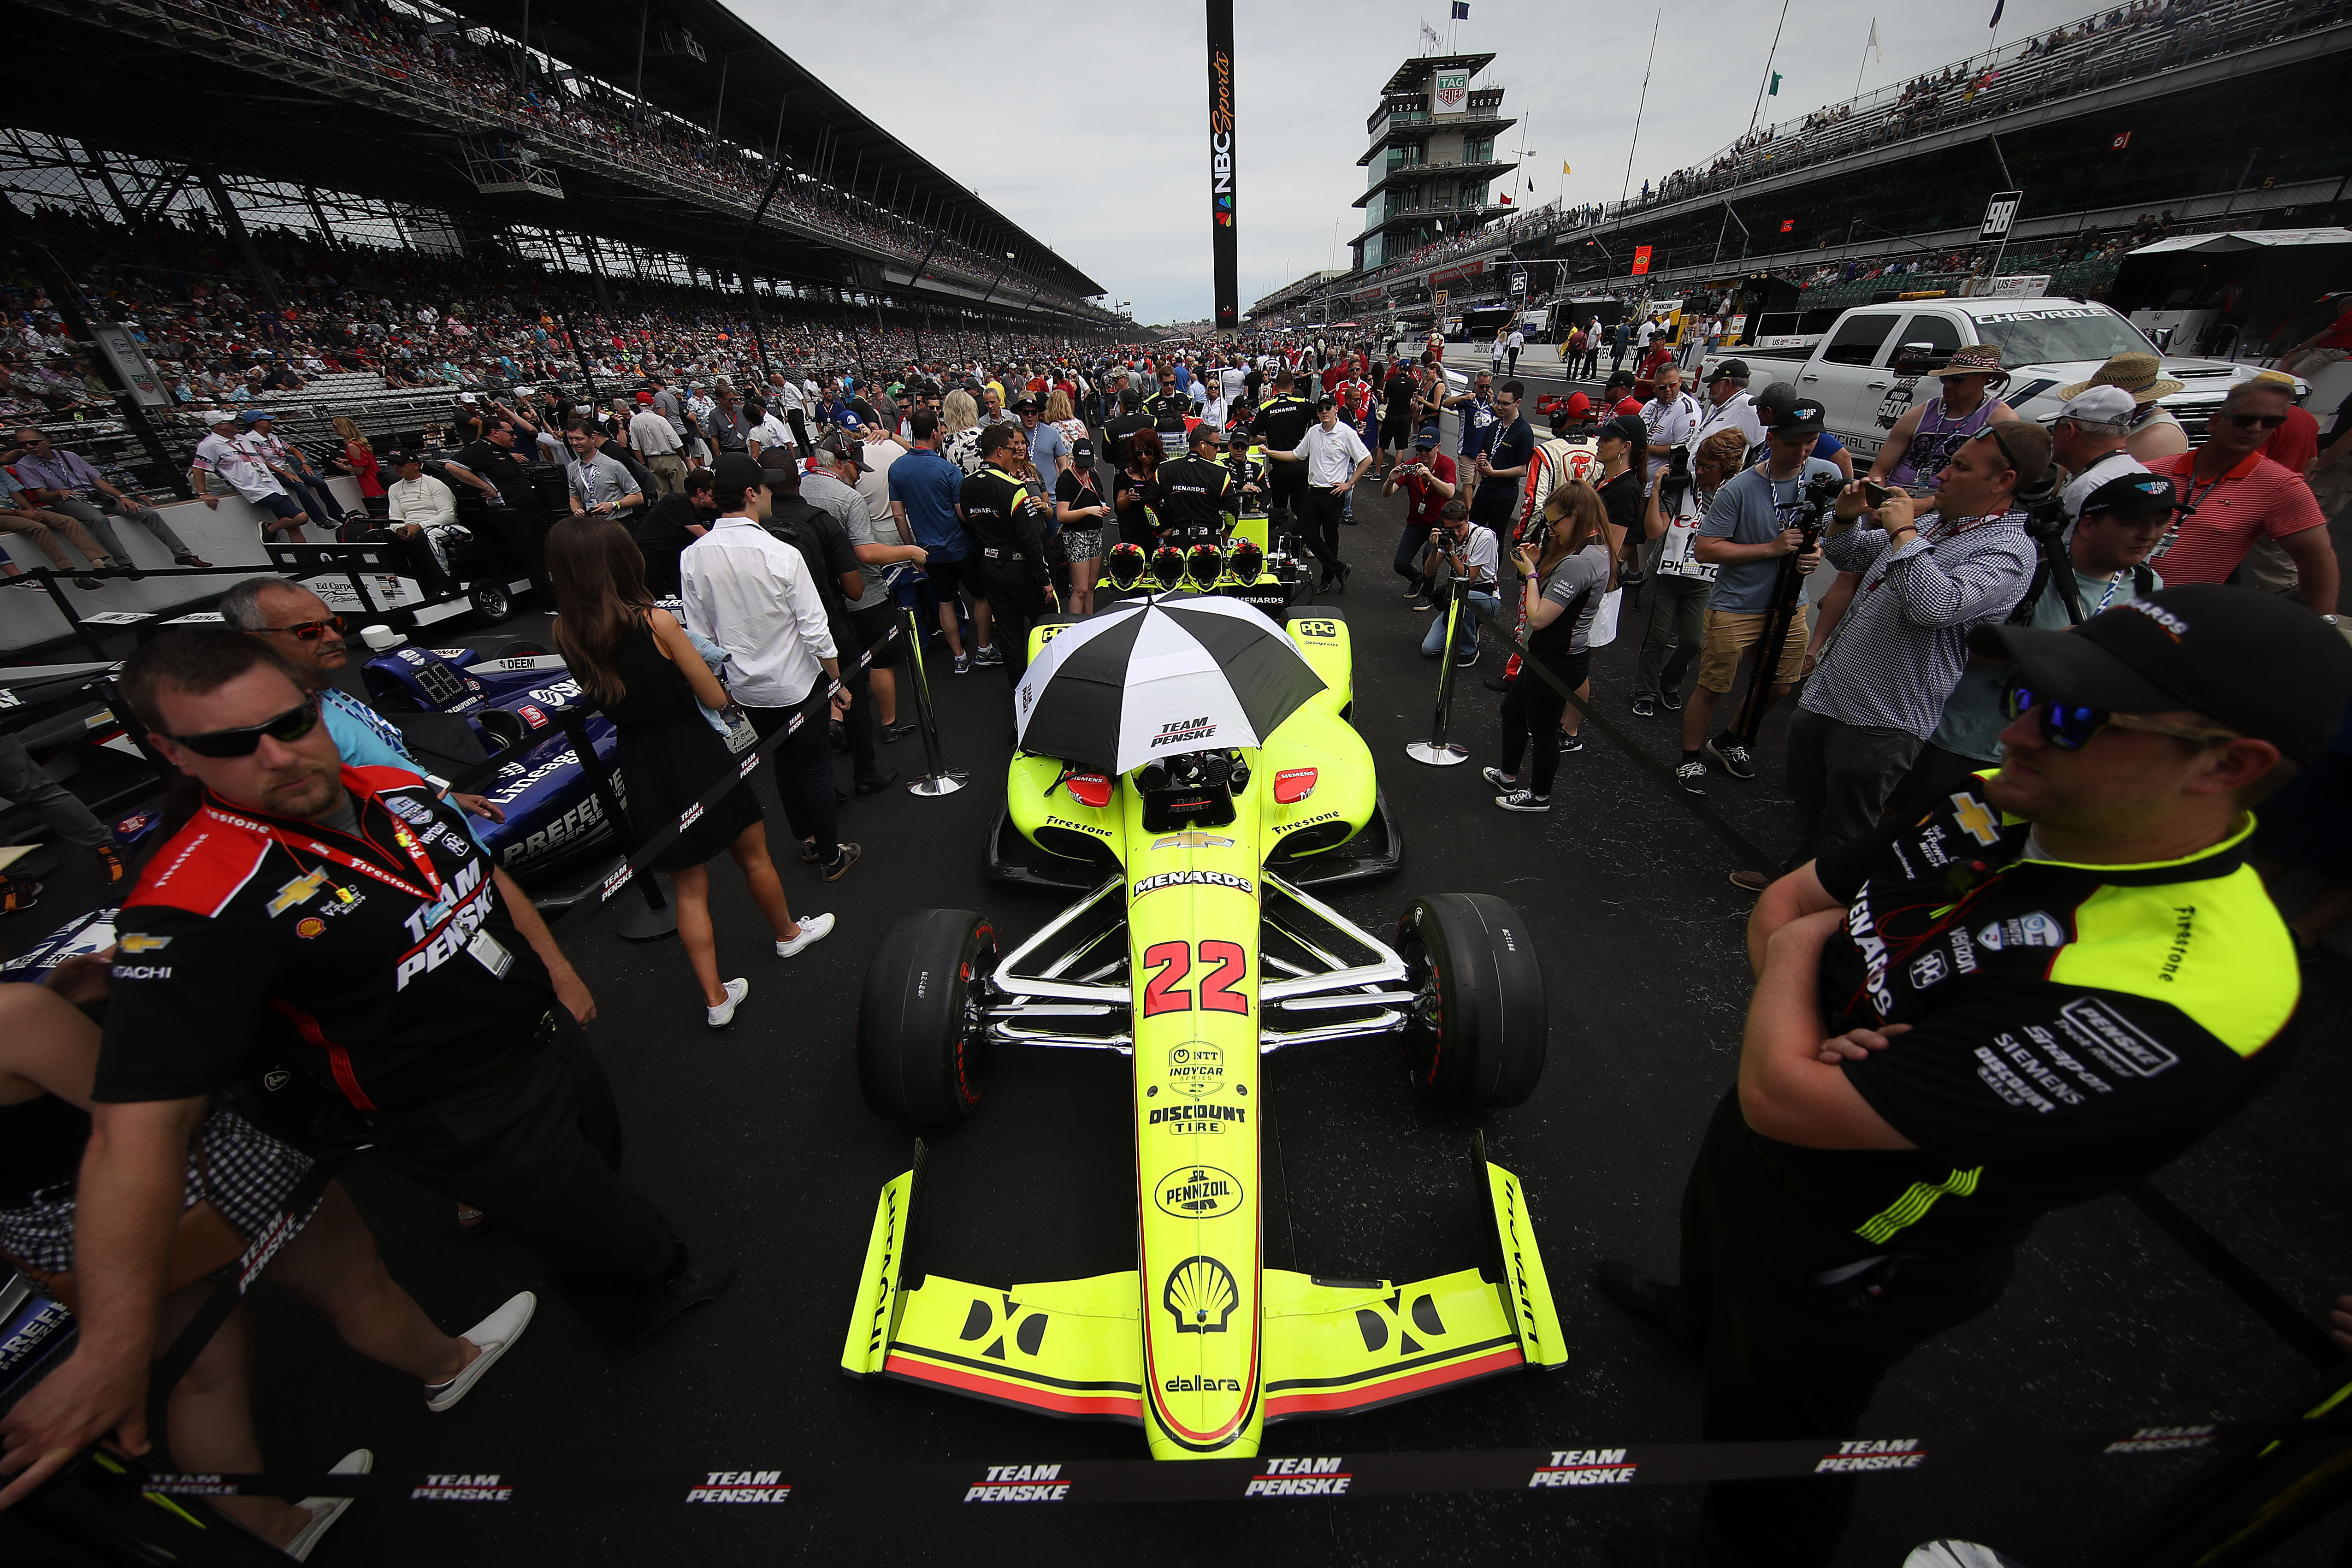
[1598,583,2352,1568]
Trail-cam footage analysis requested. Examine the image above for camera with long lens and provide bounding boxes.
[1797,470,1845,549]
[1132,748,1252,832]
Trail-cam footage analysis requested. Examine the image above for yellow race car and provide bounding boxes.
[843,568,1561,1461]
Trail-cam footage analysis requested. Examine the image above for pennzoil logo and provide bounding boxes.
[685,1470,791,1503]
[1163,1255,1240,1333]
[1156,1164,1244,1218]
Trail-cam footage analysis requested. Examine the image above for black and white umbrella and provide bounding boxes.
[1013,596,1326,775]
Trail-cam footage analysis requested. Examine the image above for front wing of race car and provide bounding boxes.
[842,1136,1564,1428]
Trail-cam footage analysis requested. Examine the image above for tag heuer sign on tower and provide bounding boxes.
[1433,71,1469,112]
[1338,52,1517,274]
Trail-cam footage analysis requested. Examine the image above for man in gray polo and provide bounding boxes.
[564,423,644,520]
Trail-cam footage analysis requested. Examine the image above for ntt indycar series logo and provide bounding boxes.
[1246,1456,1352,1497]
[965,1464,1070,1503]
[685,1469,792,1503]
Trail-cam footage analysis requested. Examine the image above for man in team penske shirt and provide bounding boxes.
[0,631,731,1485]
[1596,585,2351,1567]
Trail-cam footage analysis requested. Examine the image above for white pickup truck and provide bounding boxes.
[1730,296,2279,458]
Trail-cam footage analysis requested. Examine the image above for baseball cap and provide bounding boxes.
[1773,398,1827,437]
[1071,436,1095,465]
[636,390,655,403]
[817,430,869,472]
[1600,414,1647,447]
[1557,392,1593,422]
[1708,358,1751,384]
[1969,584,2352,764]
[458,391,478,403]
[710,452,766,494]
[1014,396,1041,413]
[1413,424,1441,447]
[386,450,418,467]
[240,409,272,425]
[2079,473,2180,522]
[1604,369,1636,390]
[2058,385,2137,428]
[207,410,239,426]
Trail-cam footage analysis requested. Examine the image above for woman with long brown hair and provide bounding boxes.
[1113,429,1162,553]
[1482,478,1617,812]
[545,516,828,1028]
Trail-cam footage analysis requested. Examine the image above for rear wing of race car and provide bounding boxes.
[839,1135,1565,1433]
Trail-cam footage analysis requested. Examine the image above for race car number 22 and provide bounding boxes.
[1141,941,1250,1018]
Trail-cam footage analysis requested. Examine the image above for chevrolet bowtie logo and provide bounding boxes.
[116,933,172,953]
[1949,794,2002,847]
[267,869,329,917]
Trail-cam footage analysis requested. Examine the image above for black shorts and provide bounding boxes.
[924,555,978,606]
[1380,414,1413,448]
[851,601,907,668]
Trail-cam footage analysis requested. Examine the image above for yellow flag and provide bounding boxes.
[1561,160,1572,174]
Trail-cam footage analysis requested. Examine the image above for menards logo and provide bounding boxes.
[964,1464,1070,1502]
[685,1469,791,1503]
[1528,1448,1635,1487]
[1246,1456,1351,1496]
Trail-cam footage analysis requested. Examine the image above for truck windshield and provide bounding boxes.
[1964,307,2156,366]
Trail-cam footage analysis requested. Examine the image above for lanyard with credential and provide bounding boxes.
[210,799,446,905]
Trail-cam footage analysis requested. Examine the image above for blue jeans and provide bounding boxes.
[1421,588,1497,658]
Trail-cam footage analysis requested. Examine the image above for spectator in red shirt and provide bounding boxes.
[2252,370,2320,474]
[2146,379,2338,615]
[1382,424,1459,608]
[1603,370,1644,418]
[2284,307,2352,377]
[1633,341,1676,402]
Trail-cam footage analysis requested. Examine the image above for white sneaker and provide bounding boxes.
[425,1290,536,1413]
[776,911,835,958]
[284,1449,372,1562]
[707,976,749,1028]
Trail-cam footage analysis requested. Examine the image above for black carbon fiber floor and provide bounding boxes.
[5,471,2348,1567]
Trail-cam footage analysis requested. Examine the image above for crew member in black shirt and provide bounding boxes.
[634,467,716,597]
[1253,370,1316,527]
[1144,371,1194,460]
[1102,387,1153,468]
[1153,424,1246,545]
[1470,379,1535,543]
[0,631,732,1477]
[444,418,549,591]
[1595,587,2351,1566]
[960,424,1056,685]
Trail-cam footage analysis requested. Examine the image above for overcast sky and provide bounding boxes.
[759,0,2097,326]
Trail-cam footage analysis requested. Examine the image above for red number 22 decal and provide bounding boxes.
[1141,941,1250,1017]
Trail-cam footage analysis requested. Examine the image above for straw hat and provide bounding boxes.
[1927,343,2010,382]
[2054,351,2184,404]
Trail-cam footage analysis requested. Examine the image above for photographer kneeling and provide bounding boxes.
[1598,585,2349,1567]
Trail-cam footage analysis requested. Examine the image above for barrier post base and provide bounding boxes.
[615,873,678,941]
[1406,741,1471,767]
[907,770,970,798]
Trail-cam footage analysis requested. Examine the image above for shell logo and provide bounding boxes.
[1162,1256,1240,1334]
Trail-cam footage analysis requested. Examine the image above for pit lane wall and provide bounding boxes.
[0,478,369,654]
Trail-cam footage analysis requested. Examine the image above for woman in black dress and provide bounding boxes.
[547,517,829,1029]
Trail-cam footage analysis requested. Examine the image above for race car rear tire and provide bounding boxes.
[1395,893,1546,1111]
[470,583,512,623]
[857,908,997,1125]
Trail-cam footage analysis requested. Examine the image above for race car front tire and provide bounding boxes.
[1395,893,1546,1110]
[857,908,997,1125]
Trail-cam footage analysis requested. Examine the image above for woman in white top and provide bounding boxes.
[940,389,986,476]
[1045,388,1087,453]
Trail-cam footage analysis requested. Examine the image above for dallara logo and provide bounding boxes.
[1163,1255,1240,1333]
[1156,1164,1244,1219]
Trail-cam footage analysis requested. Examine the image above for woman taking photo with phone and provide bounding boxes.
[545,517,830,1029]
[1054,436,1111,617]
[1483,480,1617,813]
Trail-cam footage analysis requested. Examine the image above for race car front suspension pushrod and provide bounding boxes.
[992,877,1133,1005]
[1258,875,1407,1001]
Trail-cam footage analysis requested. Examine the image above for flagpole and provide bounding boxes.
[1619,9,1659,210]
[1854,19,1876,99]
[1748,0,1791,139]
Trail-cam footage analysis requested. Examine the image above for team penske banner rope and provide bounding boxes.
[75,1418,2316,1509]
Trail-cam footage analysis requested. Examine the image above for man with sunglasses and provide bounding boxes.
[12,427,209,569]
[1598,584,2352,1568]
[0,633,730,1478]
[2141,378,2338,620]
[217,576,505,833]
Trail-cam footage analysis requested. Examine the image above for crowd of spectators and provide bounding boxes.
[168,0,1099,308]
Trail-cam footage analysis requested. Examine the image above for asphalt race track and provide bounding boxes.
[5,471,2348,1567]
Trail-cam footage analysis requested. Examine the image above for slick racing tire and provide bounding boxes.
[857,908,998,1125]
[1395,893,1546,1110]
[470,582,512,623]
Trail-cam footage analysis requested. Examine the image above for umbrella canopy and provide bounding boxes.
[1013,596,1326,775]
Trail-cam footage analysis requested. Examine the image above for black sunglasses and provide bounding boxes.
[2223,412,2288,431]
[162,695,322,757]
[2000,680,2238,752]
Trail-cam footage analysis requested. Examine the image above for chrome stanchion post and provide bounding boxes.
[1406,578,1472,766]
[901,607,968,797]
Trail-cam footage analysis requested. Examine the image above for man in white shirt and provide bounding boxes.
[1639,365,1703,486]
[768,371,806,421]
[382,451,461,595]
[628,392,686,496]
[746,399,794,462]
[1265,394,1373,592]
[2049,385,2151,523]
[190,410,309,541]
[1687,360,1767,459]
[680,453,860,882]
